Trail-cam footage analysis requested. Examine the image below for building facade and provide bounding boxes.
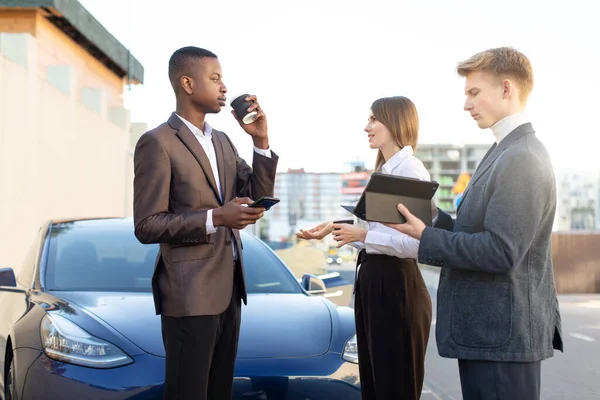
[557,171,598,231]
[0,1,144,270]
[414,143,489,215]
[266,169,349,241]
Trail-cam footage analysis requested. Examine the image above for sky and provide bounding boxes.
[79,0,600,174]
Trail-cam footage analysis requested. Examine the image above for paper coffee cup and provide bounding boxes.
[230,93,257,125]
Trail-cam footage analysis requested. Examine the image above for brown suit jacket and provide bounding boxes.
[133,113,278,317]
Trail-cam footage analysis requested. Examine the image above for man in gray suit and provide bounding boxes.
[386,47,563,399]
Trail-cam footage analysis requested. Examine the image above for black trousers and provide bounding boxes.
[458,359,541,400]
[161,276,241,400]
[354,252,432,400]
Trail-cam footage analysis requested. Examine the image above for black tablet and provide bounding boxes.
[341,172,439,225]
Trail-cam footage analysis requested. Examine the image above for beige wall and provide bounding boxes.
[0,9,125,107]
[0,38,135,273]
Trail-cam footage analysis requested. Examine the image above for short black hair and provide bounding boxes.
[168,46,217,84]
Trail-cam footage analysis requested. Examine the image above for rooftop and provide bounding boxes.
[0,0,144,83]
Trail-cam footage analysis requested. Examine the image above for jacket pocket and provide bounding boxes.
[457,184,486,227]
[168,243,216,262]
[451,280,512,348]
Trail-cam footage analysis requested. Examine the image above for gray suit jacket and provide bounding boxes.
[420,123,563,362]
[133,113,278,317]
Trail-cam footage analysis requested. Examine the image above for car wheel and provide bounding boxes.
[5,357,17,400]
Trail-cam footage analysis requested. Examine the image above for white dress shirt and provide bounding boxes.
[176,114,271,258]
[491,111,530,144]
[350,146,430,259]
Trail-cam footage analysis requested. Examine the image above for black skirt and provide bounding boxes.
[354,251,432,400]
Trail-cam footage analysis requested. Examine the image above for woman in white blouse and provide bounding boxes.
[297,96,432,400]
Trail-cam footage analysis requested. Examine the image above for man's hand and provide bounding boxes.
[331,223,367,248]
[296,221,334,240]
[213,197,265,230]
[383,204,427,240]
[231,95,268,149]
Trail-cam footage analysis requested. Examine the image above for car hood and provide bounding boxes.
[237,294,332,359]
[59,292,333,359]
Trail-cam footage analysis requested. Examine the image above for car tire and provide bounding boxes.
[4,357,17,400]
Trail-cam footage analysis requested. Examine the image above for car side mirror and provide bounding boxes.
[0,268,17,287]
[301,274,326,295]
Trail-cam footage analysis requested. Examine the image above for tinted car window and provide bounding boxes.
[44,221,301,294]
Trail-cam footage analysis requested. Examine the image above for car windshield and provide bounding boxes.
[44,221,302,294]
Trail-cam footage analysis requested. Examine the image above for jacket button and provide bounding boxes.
[226,240,232,246]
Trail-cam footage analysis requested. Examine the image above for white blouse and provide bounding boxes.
[350,146,430,259]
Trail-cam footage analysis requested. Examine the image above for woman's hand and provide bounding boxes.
[296,221,334,240]
[331,223,367,248]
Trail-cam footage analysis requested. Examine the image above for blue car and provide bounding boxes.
[0,218,360,399]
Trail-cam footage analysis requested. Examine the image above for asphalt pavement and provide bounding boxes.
[326,263,600,399]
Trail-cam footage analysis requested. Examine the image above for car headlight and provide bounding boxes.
[342,334,358,363]
[40,314,133,368]
[327,257,333,263]
[336,257,343,264]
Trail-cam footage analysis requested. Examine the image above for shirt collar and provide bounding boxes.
[382,145,414,174]
[491,111,530,144]
[175,113,212,138]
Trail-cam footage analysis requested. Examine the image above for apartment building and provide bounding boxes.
[414,143,490,215]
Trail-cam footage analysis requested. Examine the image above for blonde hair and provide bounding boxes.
[371,96,419,172]
[457,47,534,104]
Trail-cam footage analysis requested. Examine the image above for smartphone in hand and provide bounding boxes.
[248,196,280,211]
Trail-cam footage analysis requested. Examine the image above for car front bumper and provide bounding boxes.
[22,353,164,399]
[21,352,360,399]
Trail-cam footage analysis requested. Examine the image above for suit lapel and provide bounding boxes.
[473,142,498,176]
[456,143,497,213]
[466,143,502,187]
[168,113,221,201]
[212,132,228,202]
[456,123,535,213]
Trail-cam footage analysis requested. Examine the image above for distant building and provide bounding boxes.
[266,169,348,241]
[0,1,144,269]
[414,144,490,215]
[557,171,598,231]
[341,160,372,206]
[266,161,373,242]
